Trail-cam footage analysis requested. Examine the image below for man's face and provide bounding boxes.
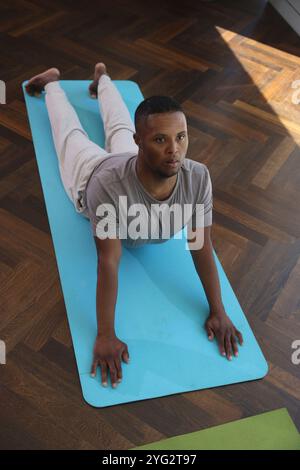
[134,111,188,178]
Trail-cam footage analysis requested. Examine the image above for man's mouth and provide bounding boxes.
[165,160,179,167]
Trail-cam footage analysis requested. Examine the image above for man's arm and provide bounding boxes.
[188,225,243,359]
[91,236,130,389]
[95,236,122,337]
[188,226,223,312]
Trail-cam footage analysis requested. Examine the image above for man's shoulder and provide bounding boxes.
[181,158,210,183]
[182,158,209,174]
[87,152,137,187]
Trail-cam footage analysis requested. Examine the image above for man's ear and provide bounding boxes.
[133,132,142,148]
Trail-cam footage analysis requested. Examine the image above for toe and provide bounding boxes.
[89,82,98,98]
[25,84,35,96]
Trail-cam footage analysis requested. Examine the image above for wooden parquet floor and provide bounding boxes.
[0,0,300,449]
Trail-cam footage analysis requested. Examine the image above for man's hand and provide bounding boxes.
[91,334,130,388]
[205,310,243,360]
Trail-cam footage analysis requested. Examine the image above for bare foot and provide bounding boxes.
[89,62,108,98]
[25,67,60,96]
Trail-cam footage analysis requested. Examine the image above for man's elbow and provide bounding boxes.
[187,225,212,253]
[94,236,122,267]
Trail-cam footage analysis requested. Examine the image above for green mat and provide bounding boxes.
[132,408,300,450]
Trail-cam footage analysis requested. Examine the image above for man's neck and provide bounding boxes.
[135,157,178,201]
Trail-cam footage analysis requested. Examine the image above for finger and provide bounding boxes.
[206,325,214,341]
[216,333,226,357]
[122,347,130,364]
[90,360,98,378]
[108,361,118,388]
[225,333,233,360]
[114,359,123,383]
[235,329,244,346]
[231,335,239,357]
[100,361,108,387]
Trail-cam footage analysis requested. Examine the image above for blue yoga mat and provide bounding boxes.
[23,80,268,408]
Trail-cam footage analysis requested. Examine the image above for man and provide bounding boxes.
[26,63,243,389]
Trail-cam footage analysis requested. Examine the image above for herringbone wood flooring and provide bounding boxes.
[0,0,300,449]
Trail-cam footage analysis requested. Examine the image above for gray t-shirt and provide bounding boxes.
[82,152,213,248]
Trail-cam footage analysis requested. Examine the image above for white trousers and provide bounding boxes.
[44,74,139,216]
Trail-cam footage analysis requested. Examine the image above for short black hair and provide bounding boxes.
[134,95,184,131]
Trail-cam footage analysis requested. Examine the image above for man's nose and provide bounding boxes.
[166,140,179,154]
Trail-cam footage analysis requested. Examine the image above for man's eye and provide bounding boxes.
[155,135,185,143]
